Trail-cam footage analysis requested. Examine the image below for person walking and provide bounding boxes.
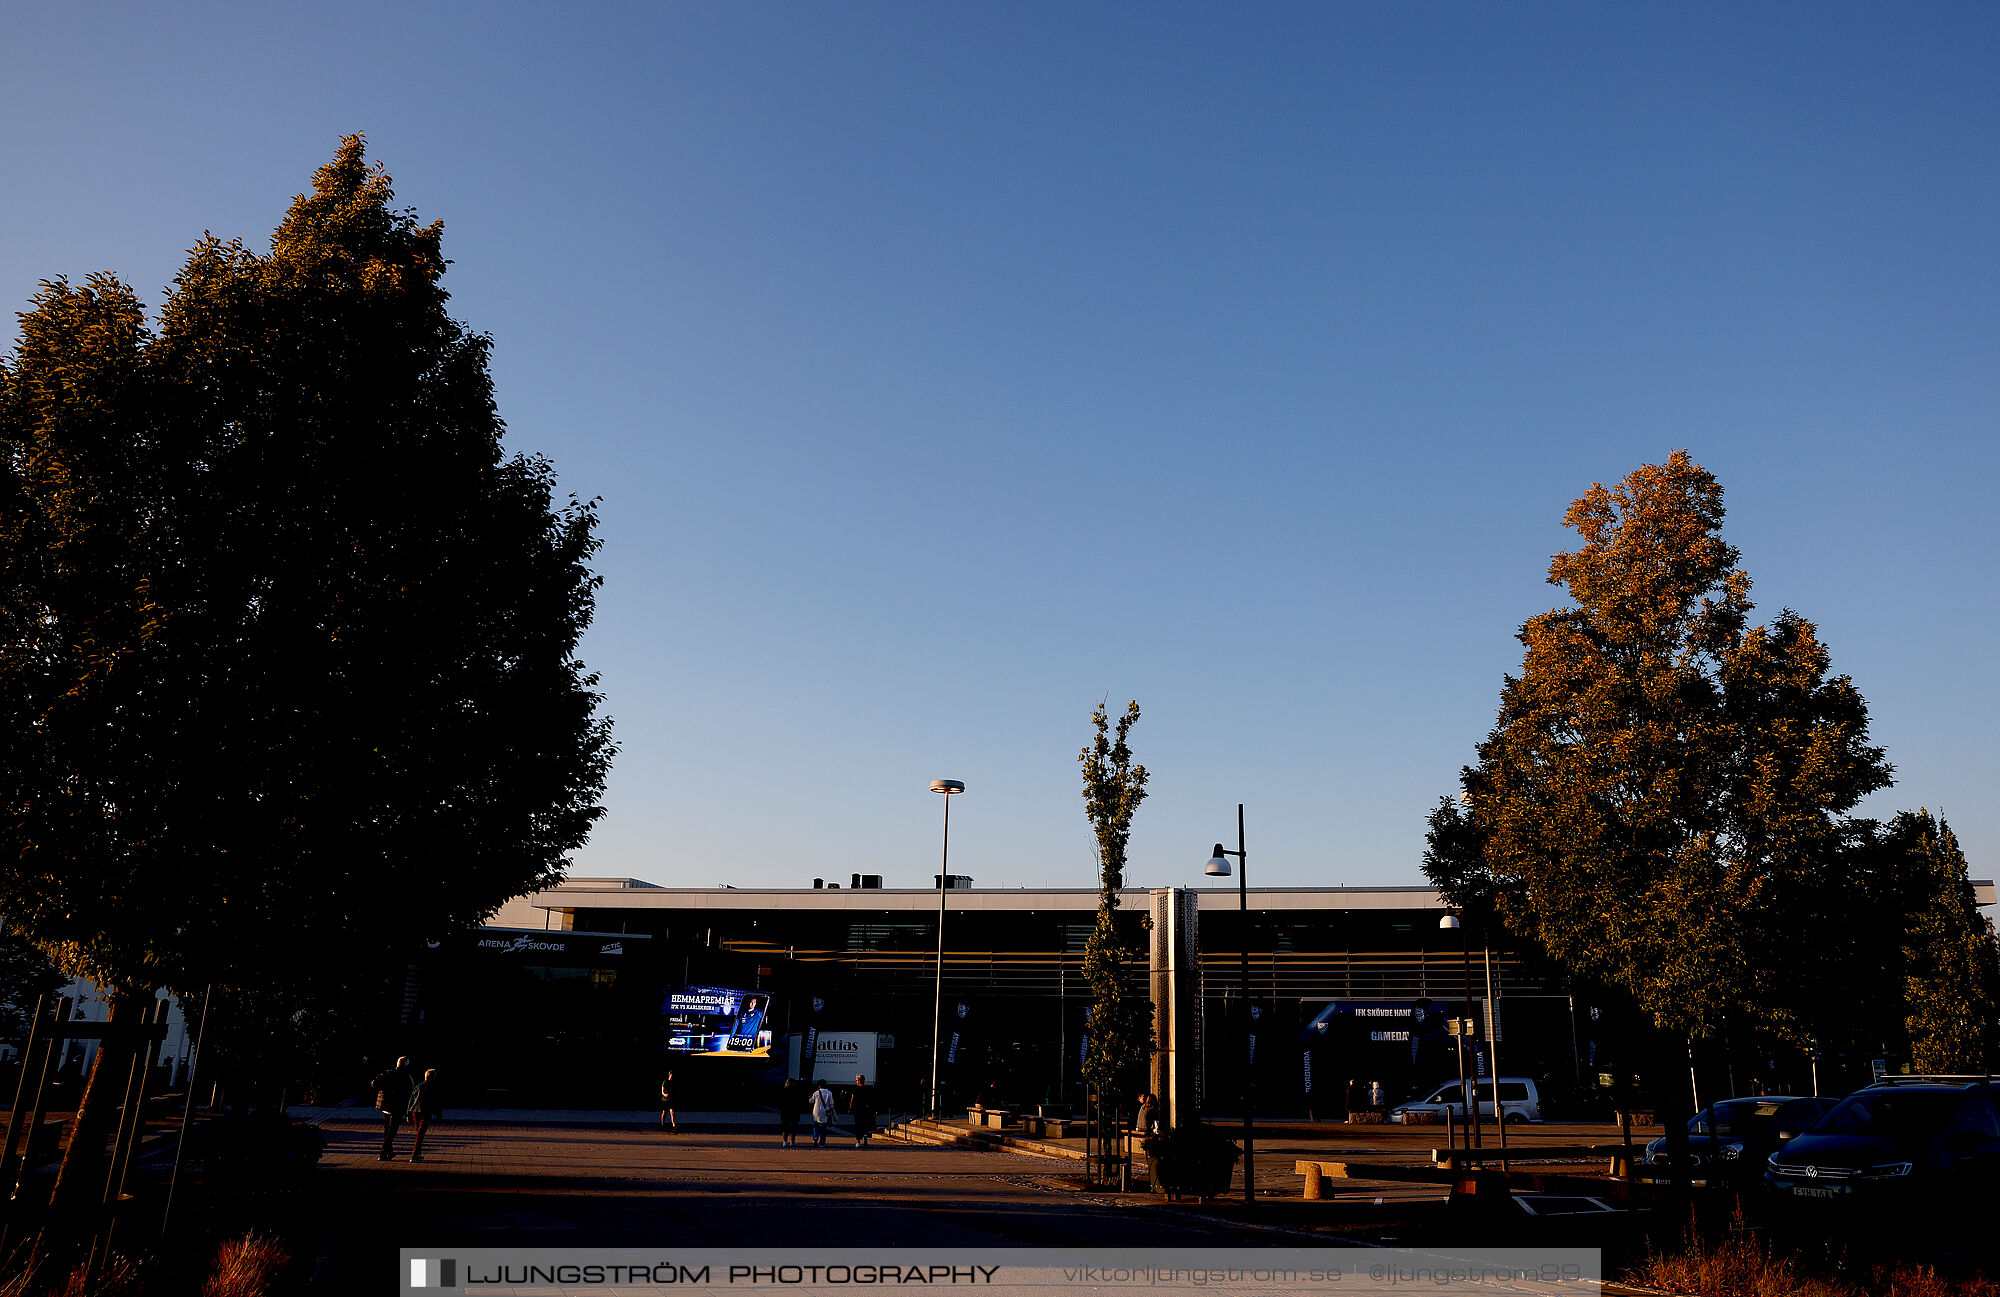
[1345,1078,1364,1121]
[848,1075,877,1148]
[778,1078,804,1148]
[407,1068,442,1161]
[369,1057,415,1160]
[809,1078,836,1147]
[658,1071,681,1132]
[1136,1092,1160,1136]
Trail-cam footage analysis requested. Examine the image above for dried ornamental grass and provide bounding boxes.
[201,1235,288,1297]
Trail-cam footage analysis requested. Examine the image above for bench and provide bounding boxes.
[1025,1117,1088,1138]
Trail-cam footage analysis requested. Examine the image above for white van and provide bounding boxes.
[1389,1077,1543,1124]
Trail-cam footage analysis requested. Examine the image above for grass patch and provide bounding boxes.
[199,1235,288,1297]
[1631,1233,1999,1297]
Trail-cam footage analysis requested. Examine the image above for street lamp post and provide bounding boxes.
[1439,915,1476,1150]
[1204,804,1254,1208]
[1448,912,1482,1148]
[929,779,964,1120]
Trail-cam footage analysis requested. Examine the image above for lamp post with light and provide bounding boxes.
[1439,913,1478,1148]
[928,779,964,1120]
[1205,805,1254,1208]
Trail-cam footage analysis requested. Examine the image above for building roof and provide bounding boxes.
[495,875,1998,924]
[514,880,1450,916]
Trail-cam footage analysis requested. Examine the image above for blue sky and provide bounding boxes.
[5,4,1996,891]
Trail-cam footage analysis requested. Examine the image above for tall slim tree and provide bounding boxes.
[1885,812,2000,1072]
[1429,453,1891,1053]
[0,138,612,1208]
[1078,700,1152,1112]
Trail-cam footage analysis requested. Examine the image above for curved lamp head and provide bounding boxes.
[930,779,965,795]
[1204,845,1232,877]
[1439,913,1462,930]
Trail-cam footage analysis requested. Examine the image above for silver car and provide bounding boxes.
[1390,1077,1543,1124]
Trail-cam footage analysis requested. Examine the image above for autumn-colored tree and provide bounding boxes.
[1078,701,1153,1108]
[0,138,611,1213]
[1427,453,1891,1052]
[1884,812,2000,1072]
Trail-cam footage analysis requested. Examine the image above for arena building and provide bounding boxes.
[404,876,1592,1114]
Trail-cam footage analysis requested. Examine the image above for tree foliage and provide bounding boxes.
[1078,700,1152,1100]
[0,135,612,1000]
[1884,812,2000,1072]
[0,924,63,1045]
[1427,452,1891,1045]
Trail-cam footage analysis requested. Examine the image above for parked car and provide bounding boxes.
[1643,1095,1836,1186]
[1390,1077,1542,1124]
[1762,1078,2000,1212]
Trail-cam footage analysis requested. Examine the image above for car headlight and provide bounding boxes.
[1860,1162,1913,1178]
[1717,1143,1743,1161]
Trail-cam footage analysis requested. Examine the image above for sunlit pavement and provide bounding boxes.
[296,1117,1362,1290]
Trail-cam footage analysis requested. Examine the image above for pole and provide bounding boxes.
[1057,960,1065,1108]
[1237,803,1253,1208]
[930,794,950,1120]
[160,986,210,1238]
[1567,993,1582,1089]
[1459,931,1480,1148]
[1450,1005,1469,1165]
[13,996,69,1202]
[1484,946,1507,1153]
[0,995,49,1188]
[95,1001,168,1273]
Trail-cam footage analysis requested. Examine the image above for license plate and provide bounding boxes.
[1793,1185,1845,1199]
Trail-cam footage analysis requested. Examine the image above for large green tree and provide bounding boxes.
[0,138,611,1204]
[1426,453,1891,1050]
[1078,700,1153,1110]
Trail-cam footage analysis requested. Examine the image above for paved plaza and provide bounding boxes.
[289,1109,1661,1287]
[300,1115,1369,1289]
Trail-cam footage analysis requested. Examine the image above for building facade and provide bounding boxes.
[403,878,1581,1113]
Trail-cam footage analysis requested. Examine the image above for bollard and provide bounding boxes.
[1301,1163,1323,1200]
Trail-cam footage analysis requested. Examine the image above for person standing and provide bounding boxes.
[1136,1092,1160,1136]
[1345,1078,1364,1121]
[407,1068,442,1161]
[369,1057,415,1160]
[659,1071,679,1133]
[809,1078,836,1147]
[778,1078,804,1148]
[848,1075,876,1148]
[1369,1078,1385,1112]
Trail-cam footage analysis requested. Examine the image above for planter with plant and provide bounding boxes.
[1142,1122,1241,1201]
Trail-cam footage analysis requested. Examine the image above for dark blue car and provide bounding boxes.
[1644,1095,1835,1187]
[1763,1079,2000,1209]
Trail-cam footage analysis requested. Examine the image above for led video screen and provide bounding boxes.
[662,986,773,1056]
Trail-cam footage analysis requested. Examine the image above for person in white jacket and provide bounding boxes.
[809,1079,837,1147]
